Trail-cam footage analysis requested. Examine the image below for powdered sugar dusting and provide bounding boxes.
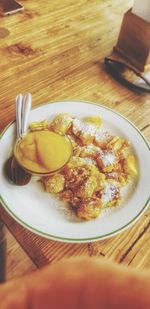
[106,172,118,179]
[101,182,118,203]
[86,145,96,153]
[82,145,99,155]
[72,118,83,134]
[95,130,110,142]
[82,123,96,136]
[82,157,95,166]
[100,151,116,166]
[72,118,96,137]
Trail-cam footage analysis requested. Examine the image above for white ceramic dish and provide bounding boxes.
[0,101,149,243]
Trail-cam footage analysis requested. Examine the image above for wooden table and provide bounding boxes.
[0,0,150,273]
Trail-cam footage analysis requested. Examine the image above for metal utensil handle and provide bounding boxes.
[21,93,32,135]
[16,94,23,138]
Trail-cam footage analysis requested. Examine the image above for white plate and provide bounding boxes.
[0,101,150,243]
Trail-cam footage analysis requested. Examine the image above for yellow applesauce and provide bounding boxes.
[14,131,72,174]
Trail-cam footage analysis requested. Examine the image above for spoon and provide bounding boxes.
[5,93,32,185]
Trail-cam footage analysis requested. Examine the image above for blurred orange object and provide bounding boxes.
[0,257,150,308]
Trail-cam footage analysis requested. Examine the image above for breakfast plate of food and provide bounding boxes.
[0,100,149,242]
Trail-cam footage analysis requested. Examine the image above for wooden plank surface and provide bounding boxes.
[0,206,150,271]
[5,227,36,280]
[0,0,150,273]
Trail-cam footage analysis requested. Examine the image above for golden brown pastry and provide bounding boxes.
[0,257,150,308]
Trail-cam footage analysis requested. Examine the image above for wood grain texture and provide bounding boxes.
[0,205,150,271]
[0,0,149,274]
[5,227,36,280]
